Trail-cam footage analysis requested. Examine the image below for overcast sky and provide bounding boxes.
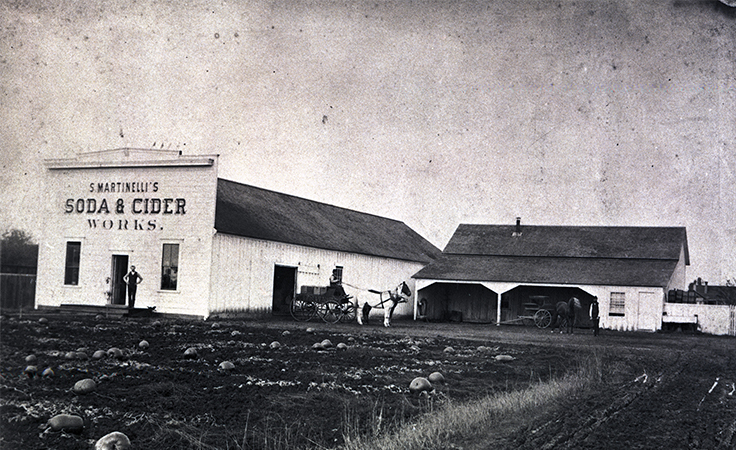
[1,0,734,283]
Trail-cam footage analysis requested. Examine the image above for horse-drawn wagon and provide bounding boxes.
[289,281,412,327]
[289,285,356,323]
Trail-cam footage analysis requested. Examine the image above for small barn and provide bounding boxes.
[664,279,736,336]
[412,219,690,332]
[36,148,440,319]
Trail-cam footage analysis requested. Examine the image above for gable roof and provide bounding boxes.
[414,223,689,287]
[444,224,689,262]
[214,179,441,264]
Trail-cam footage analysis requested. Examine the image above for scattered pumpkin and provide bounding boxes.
[218,361,235,371]
[47,414,84,433]
[409,377,432,394]
[23,365,37,378]
[73,378,97,394]
[428,372,445,384]
[95,431,131,450]
[107,347,124,359]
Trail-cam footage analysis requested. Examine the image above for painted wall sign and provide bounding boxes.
[89,181,159,193]
[63,181,187,231]
[64,198,186,215]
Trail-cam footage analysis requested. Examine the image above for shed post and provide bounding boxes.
[496,291,502,326]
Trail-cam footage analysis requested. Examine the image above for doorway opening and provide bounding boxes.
[272,265,297,316]
[110,255,128,305]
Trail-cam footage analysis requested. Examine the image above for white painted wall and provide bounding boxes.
[666,245,689,292]
[210,233,425,318]
[413,278,670,332]
[36,152,219,318]
[596,285,665,332]
[664,303,736,336]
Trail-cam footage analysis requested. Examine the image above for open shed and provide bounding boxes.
[413,219,690,332]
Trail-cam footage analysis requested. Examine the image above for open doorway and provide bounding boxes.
[272,265,297,316]
[110,255,128,305]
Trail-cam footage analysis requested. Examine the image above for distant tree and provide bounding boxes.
[1,229,38,273]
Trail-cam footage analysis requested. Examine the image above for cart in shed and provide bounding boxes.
[501,295,555,328]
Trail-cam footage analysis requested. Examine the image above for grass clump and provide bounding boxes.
[341,352,605,450]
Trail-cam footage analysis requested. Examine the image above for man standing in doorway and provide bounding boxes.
[123,265,143,309]
[589,296,600,336]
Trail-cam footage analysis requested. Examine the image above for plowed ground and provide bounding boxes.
[1,314,734,449]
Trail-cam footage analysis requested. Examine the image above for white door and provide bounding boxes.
[637,291,660,331]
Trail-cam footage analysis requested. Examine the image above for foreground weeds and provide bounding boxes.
[342,353,605,450]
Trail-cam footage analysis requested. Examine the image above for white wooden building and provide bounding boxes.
[412,219,690,332]
[36,149,440,319]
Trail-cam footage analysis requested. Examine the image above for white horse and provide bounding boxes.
[344,282,412,327]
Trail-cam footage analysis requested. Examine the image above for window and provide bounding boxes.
[161,243,179,290]
[334,266,343,282]
[64,241,81,285]
[609,292,625,316]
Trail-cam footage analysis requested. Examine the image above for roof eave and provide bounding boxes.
[45,158,215,170]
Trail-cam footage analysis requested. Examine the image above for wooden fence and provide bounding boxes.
[0,273,36,313]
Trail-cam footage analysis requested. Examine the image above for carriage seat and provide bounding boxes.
[325,287,352,303]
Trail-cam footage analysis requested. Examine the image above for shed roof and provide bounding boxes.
[214,179,441,263]
[445,224,689,262]
[414,223,689,288]
[412,254,680,287]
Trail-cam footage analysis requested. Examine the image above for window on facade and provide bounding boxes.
[334,266,343,282]
[161,244,179,290]
[64,241,81,285]
[609,292,625,316]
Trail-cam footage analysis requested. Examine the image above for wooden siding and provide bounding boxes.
[210,233,425,318]
[597,285,665,332]
[417,282,496,323]
[664,303,736,336]
[1,273,36,312]
[36,154,219,318]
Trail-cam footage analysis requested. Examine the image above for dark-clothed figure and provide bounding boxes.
[123,266,143,309]
[329,269,346,299]
[589,296,600,336]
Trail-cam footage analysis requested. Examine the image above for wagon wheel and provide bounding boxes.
[339,302,356,323]
[533,309,552,328]
[319,300,342,324]
[290,296,317,322]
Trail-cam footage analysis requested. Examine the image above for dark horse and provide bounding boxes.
[552,297,582,333]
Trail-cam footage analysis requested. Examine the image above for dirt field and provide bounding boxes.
[1,313,734,449]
